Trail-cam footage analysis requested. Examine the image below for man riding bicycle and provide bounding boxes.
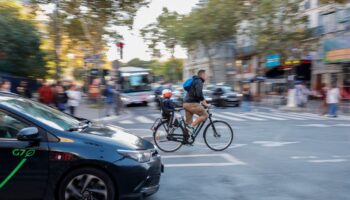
[183,69,210,142]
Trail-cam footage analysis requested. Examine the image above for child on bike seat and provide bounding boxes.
[161,89,175,126]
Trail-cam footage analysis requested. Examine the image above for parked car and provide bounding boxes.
[211,86,242,107]
[0,92,163,200]
[203,89,213,104]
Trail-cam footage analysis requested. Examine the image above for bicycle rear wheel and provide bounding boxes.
[153,121,183,152]
[203,120,234,151]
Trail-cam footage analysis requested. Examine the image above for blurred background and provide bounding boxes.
[0,0,349,117]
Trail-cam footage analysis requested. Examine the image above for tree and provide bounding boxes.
[162,58,183,82]
[319,0,349,3]
[141,0,245,78]
[123,58,154,68]
[247,0,308,58]
[30,0,150,79]
[0,1,46,78]
[140,8,182,58]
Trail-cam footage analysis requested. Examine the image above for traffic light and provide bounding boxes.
[116,42,124,59]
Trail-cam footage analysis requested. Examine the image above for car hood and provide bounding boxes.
[79,123,154,150]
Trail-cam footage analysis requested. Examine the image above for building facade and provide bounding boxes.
[183,41,236,85]
[305,0,350,99]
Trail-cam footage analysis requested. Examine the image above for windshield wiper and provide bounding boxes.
[67,120,92,132]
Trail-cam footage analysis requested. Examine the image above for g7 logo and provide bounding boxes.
[12,149,36,158]
[0,149,36,189]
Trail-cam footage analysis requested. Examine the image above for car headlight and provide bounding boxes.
[117,149,152,163]
[121,97,130,102]
[237,94,243,97]
[220,95,227,98]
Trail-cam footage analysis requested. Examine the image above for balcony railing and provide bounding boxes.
[307,26,324,38]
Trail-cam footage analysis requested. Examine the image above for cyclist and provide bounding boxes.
[183,69,210,142]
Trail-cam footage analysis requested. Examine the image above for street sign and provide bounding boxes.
[84,54,102,63]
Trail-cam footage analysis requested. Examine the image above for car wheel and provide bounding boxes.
[58,167,116,200]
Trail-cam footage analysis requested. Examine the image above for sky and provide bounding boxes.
[106,0,199,62]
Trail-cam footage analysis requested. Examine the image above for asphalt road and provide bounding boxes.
[108,105,350,200]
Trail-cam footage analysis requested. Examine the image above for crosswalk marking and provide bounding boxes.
[213,113,246,121]
[119,120,133,124]
[267,112,307,120]
[135,116,154,123]
[223,112,266,121]
[115,111,350,124]
[284,113,326,120]
[247,112,287,120]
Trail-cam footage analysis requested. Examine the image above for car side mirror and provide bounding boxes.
[17,127,40,141]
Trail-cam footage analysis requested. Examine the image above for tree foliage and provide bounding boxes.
[246,0,308,57]
[0,1,46,78]
[319,0,349,4]
[124,58,183,83]
[140,8,181,58]
[142,0,312,59]
[31,0,149,53]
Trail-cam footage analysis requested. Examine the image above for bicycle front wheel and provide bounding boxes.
[153,121,183,152]
[203,120,234,151]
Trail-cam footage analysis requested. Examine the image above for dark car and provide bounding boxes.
[0,92,162,200]
[211,86,242,107]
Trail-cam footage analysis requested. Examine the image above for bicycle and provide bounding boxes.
[151,107,234,152]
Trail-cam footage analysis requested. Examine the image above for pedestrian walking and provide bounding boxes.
[327,83,341,117]
[16,80,32,98]
[319,83,328,115]
[0,79,11,93]
[88,79,100,104]
[38,80,54,105]
[66,84,81,116]
[104,81,116,116]
[54,85,68,112]
[296,82,309,108]
[241,84,252,112]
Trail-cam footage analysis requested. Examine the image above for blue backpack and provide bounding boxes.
[183,78,193,92]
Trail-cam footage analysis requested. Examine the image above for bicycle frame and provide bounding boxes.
[180,109,215,144]
[152,108,217,145]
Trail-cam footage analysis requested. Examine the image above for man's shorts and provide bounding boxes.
[183,103,209,124]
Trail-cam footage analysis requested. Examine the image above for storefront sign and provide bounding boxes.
[325,48,350,63]
[284,60,301,65]
[265,54,280,68]
[324,36,350,63]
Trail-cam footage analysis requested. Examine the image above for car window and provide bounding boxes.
[0,110,29,139]
[0,98,81,131]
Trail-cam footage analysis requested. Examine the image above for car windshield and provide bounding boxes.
[0,97,81,131]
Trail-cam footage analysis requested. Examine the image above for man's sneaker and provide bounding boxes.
[186,124,195,134]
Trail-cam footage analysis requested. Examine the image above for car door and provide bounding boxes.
[0,109,49,200]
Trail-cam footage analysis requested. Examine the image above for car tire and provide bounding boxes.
[58,167,116,200]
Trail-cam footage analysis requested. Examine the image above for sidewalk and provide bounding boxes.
[254,95,350,116]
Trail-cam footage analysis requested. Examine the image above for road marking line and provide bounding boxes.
[297,124,330,127]
[308,159,347,163]
[135,116,154,123]
[287,113,326,120]
[269,112,307,120]
[165,163,241,167]
[118,120,133,124]
[223,112,266,121]
[162,153,246,168]
[248,112,287,120]
[213,113,245,121]
[252,141,300,147]
[290,156,318,159]
[162,154,225,158]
